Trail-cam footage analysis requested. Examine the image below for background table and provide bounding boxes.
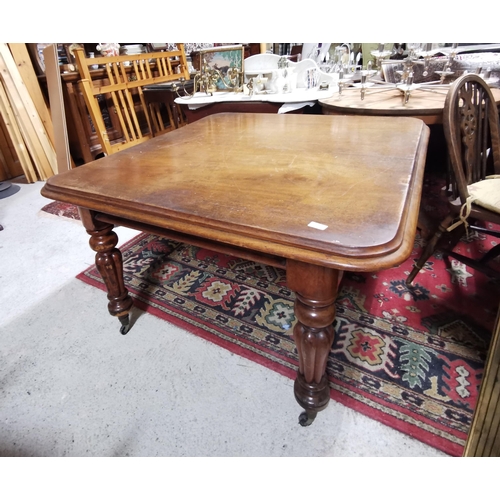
[319,86,500,124]
[144,84,328,125]
[143,80,195,130]
[173,88,334,123]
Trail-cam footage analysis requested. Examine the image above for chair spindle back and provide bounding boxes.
[444,73,500,204]
[74,45,190,157]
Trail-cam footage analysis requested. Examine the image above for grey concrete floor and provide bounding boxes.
[0,178,449,457]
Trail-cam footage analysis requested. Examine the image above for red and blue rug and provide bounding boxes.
[44,173,500,456]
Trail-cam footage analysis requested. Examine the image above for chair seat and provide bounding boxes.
[448,191,500,225]
[468,177,500,214]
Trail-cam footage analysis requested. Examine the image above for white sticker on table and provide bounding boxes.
[308,221,328,230]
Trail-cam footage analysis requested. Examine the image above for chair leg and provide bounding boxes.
[165,103,176,130]
[148,103,161,135]
[443,249,500,280]
[479,242,500,265]
[406,214,455,286]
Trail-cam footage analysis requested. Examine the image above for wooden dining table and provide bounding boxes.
[41,113,430,426]
[319,86,500,124]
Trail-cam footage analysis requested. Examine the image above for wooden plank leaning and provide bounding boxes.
[43,44,73,173]
[0,43,55,180]
[7,43,56,149]
[0,79,37,182]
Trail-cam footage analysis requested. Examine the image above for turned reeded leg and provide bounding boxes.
[287,260,339,426]
[79,209,134,334]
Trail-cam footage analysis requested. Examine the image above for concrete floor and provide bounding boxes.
[0,178,449,457]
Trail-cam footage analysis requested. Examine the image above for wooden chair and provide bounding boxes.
[407,73,500,286]
[73,45,190,156]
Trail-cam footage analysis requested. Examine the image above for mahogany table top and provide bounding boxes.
[42,113,430,272]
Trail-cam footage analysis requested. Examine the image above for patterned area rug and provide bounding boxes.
[46,174,500,456]
[40,200,80,221]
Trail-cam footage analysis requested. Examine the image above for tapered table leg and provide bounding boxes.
[287,260,339,426]
[79,209,134,334]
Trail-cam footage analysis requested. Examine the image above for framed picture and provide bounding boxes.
[194,45,244,91]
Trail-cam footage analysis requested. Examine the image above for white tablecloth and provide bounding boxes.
[174,88,338,113]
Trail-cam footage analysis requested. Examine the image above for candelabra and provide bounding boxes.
[173,55,244,98]
[350,61,377,100]
[334,43,498,105]
[434,43,458,83]
[336,66,351,96]
[370,43,392,71]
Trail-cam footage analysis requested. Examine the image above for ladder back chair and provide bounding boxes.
[73,45,190,156]
[407,73,500,286]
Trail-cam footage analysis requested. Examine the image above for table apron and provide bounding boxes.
[93,211,416,273]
